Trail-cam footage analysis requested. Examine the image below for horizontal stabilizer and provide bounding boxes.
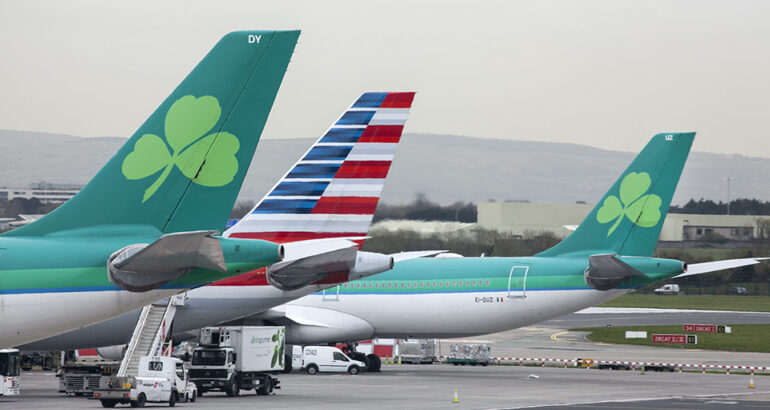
[108,230,225,292]
[586,254,649,291]
[391,250,448,263]
[674,258,769,278]
[267,242,358,291]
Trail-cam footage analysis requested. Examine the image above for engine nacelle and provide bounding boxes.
[107,244,190,292]
[348,251,395,281]
[282,305,375,345]
[96,344,126,361]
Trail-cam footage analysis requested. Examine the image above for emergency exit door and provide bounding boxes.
[507,266,529,298]
[322,285,340,301]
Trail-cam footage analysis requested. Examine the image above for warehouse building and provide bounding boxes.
[478,202,768,243]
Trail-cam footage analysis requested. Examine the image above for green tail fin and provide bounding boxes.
[6,30,299,237]
[537,132,694,257]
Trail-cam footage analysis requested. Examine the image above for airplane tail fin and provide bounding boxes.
[537,133,694,258]
[225,92,416,243]
[5,31,299,237]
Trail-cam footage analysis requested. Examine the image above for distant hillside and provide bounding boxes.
[2,130,769,206]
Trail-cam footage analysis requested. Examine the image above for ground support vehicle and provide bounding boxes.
[91,356,196,407]
[397,339,437,364]
[446,343,491,366]
[301,346,366,375]
[654,284,680,295]
[189,326,284,397]
[0,349,20,397]
[58,361,117,396]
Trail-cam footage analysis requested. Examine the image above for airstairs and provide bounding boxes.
[116,293,186,377]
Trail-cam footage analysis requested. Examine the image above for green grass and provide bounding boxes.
[575,324,770,353]
[598,294,770,312]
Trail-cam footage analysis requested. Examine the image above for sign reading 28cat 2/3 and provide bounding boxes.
[652,334,697,345]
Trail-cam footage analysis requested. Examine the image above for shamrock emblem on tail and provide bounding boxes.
[121,95,240,202]
[596,172,662,237]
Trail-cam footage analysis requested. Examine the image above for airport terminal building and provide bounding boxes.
[478,202,769,244]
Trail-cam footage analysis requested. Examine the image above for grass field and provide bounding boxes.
[576,324,770,353]
[598,294,770,312]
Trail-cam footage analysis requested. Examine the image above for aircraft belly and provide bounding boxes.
[20,285,309,351]
[0,289,179,348]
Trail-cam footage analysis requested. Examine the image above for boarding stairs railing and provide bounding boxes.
[116,293,186,377]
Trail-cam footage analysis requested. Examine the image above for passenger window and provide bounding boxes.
[438,282,443,288]
[465,281,470,287]
[419,282,424,288]
[452,281,457,287]
[407,282,411,288]
[333,352,349,361]
[388,282,392,288]
[486,280,490,286]
[432,282,437,288]
[445,281,450,287]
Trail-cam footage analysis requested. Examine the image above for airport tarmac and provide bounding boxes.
[439,308,770,368]
[4,365,769,409]
[4,308,769,409]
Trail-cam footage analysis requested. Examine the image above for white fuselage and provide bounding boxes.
[1,289,180,348]
[20,284,316,351]
[284,288,628,339]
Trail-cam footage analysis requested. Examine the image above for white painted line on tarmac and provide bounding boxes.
[577,307,770,314]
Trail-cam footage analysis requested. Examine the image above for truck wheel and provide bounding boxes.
[168,391,176,407]
[257,375,273,395]
[100,400,117,408]
[367,354,382,372]
[226,378,240,397]
[283,354,293,373]
[348,365,360,375]
[190,392,197,402]
[133,393,146,408]
[197,389,203,397]
[306,364,319,375]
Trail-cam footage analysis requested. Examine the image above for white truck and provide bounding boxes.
[92,356,196,407]
[300,346,366,375]
[189,326,284,397]
[0,349,20,397]
[654,284,680,295]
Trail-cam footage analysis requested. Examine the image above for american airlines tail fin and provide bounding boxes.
[5,31,299,237]
[225,91,416,243]
[537,133,694,258]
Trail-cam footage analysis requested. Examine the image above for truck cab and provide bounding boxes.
[0,349,20,397]
[301,346,365,375]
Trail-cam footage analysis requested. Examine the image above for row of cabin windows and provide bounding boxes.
[341,279,492,290]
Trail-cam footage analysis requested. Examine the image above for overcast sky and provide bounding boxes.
[2,0,770,157]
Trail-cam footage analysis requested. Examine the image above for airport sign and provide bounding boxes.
[684,324,717,333]
[652,334,697,344]
[683,324,730,333]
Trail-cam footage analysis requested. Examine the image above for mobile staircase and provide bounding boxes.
[116,294,185,377]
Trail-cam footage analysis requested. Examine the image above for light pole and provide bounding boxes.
[725,177,731,215]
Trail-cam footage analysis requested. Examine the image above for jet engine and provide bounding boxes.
[347,251,395,281]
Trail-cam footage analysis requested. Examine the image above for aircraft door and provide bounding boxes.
[507,266,529,298]
[322,285,340,302]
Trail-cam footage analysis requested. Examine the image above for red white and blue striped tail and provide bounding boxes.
[224,92,415,244]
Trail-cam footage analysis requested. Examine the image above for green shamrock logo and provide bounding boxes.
[121,95,240,202]
[596,172,662,237]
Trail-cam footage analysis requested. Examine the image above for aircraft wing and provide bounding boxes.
[108,230,226,292]
[266,240,359,291]
[674,258,769,278]
[391,250,448,263]
[113,230,226,272]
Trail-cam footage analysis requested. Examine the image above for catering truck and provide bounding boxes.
[189,326,284,397]
[0,349,20,397]
[91,356,196,407]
